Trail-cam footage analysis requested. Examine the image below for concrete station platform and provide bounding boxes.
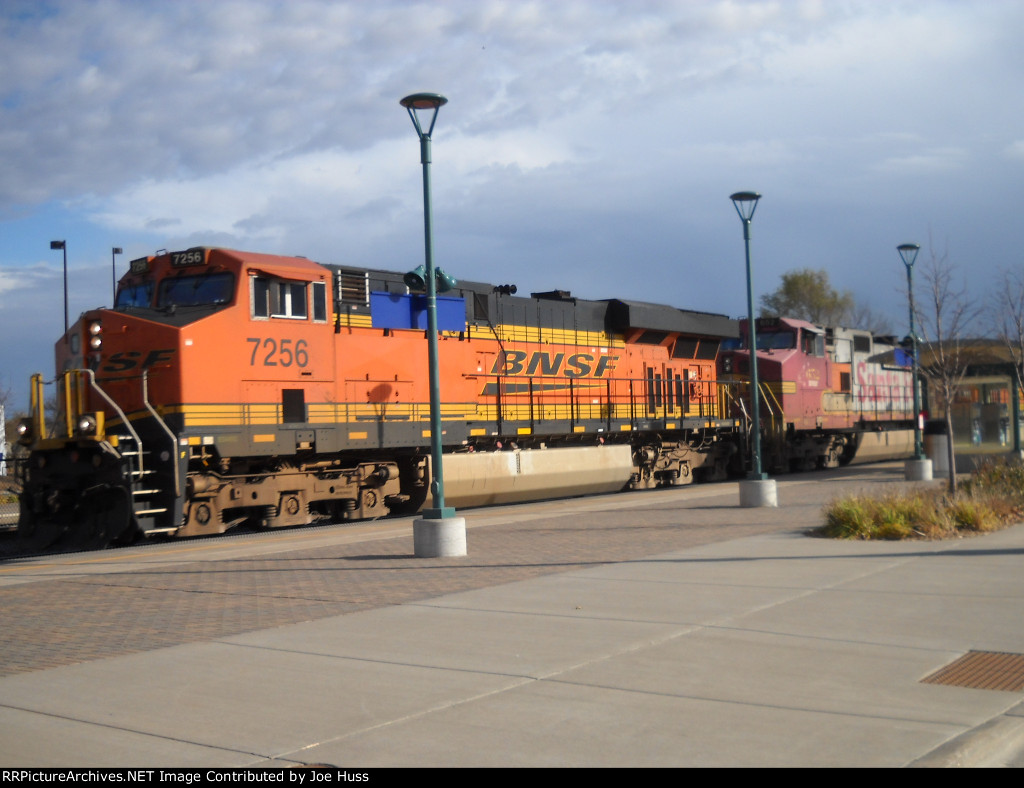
[1,462,1023,768]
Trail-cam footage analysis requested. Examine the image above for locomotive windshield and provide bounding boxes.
[157,272,234,308]
[115,280,154,308]
[756,331,795,351]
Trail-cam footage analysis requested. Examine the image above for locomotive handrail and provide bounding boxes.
[63,372,79,439]
[475,372,732,433]
[28,373,46,440]
[80,368,145,481]
[758,380,785,434]
[720,382,747,425]
[141,369,181,498]
[733,387,751,425]
[854,383,914,421]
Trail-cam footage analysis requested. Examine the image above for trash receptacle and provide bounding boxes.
[924,419,949,475]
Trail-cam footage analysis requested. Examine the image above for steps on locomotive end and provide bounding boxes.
[118,442,161,491]
[130,489,168,517]
[114,436,172,528]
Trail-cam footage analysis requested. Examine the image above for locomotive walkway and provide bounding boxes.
[1,461,1023,768]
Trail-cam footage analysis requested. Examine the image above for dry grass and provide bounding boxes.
[819,459,1024,540]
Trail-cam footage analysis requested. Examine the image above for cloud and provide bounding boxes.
[0,0,906,212]
[2,0,1024,412]
[0,265,53,296]
[871,147,970,175]
[1005,141,1024,161]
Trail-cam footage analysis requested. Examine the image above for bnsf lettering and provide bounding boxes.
[496,350,527,375]
[101,349,175,373]
[526,352,563,376]
[594,355,616,377]
[492,351,619,378]
[565,355,591,378]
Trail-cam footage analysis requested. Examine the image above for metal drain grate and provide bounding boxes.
[922,651,1024,692]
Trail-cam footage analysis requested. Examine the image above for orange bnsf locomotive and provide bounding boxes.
[16,247,742,549]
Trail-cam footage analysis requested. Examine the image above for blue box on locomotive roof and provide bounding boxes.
[370,292,466,332]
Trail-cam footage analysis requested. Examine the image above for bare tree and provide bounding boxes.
[847,301,894,336]
[990,266,1024,409]
[914,243,980,494]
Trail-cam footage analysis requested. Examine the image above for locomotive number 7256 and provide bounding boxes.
[247,337,310,367]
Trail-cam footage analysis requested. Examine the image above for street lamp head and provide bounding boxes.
[50,240,65,250]
[897,243,920,269]
[112,247,123,255]
[401,92,448,138]
[400,93,448,110]
[730,191,761,222]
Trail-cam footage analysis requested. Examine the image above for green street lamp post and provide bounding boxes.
[899,243,932,481]
[401,92,466,556]
[730,192,777,507]
[730,192,767,479]
[401,92,453,518]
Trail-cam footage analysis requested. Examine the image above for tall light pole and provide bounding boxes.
[730,192,776,507]
[112,247,123,303]
[899,242,932,481]
[401,92,466,556]
[50,240,68,339]
[731,192,765,478]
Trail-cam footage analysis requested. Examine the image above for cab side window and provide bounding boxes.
[312,281,327,322]
[251,276,326,322]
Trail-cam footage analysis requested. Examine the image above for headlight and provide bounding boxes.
[88,321,102,336]
[16,418,33,445]
[89,335,103,350]
[75,412,104,437]
[77,415,97,435]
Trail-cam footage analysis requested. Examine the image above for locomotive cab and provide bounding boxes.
[21,247,341,549]
[115,248,235,318]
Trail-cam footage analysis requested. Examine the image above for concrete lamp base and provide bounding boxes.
[904,458,934,482]
[739,478,778,508]
[413,516,467,558]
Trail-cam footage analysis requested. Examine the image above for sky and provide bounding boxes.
[1,0,1022,413]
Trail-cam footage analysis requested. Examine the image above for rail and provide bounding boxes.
[78,369,147,478]
[758,380,785,434]
[25,369,149,481]
[820,383,916,422]
[475,373,734,435]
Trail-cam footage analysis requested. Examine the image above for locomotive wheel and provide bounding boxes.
[66,488,134,552]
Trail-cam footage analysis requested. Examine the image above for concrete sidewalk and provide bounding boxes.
[1,464,1023,767]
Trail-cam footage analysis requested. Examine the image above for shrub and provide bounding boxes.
[820,460,1024,540]
[947,497,1000,532]
[822,496,874,539]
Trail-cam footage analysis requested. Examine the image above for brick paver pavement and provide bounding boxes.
[0,465,908,676]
